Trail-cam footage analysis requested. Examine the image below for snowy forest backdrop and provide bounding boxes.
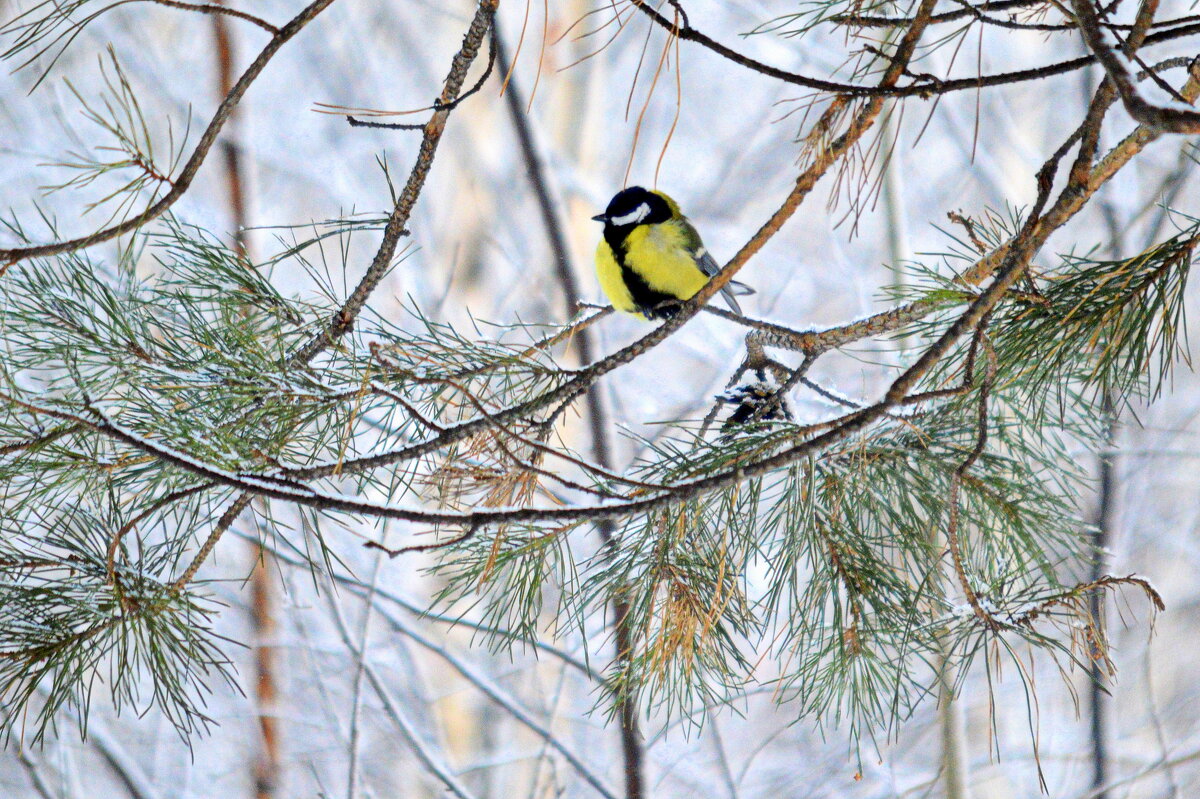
[1,0,1199,798]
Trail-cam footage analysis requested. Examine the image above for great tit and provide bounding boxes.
[591,187,754,320]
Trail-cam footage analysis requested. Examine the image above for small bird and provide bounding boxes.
[591,186,753,320]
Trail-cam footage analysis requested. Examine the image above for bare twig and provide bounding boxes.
[324,580,481,799]
[338,29,497,131]
[106,482,215,584]
[150,0,278,33]
[288,0,499,364]
[627,0,1200,98]
[170,492,253,592]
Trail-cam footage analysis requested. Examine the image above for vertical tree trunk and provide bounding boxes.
[883,106,970,799]
[1090,200,1126,799]
[1089,404,1115,799]
[250,558,280,799]
[492,20,645,797]
[210,7,279,797]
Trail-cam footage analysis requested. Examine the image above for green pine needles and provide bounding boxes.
[0,204,1184,747]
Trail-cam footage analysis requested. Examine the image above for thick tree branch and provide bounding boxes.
[1073,0,1200,131]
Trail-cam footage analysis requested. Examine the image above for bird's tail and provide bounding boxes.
[719,280,755,315]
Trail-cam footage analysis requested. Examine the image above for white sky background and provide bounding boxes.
[2,0,1200,797]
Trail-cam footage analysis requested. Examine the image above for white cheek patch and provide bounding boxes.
[610,203,651,226]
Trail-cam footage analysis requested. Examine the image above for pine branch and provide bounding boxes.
[0,0,337,264]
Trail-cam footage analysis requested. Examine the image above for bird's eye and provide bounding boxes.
[610,203,651,226]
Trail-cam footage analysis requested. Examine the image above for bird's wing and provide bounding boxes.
[695,249,753,293]
[694,246,720,278]
[684,226,755,314]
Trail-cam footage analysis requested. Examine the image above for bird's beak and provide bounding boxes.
[590,213,607,223]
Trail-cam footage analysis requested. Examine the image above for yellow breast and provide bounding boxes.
[594,222,709,318]
[595,238,640,317]
[625,224,708,298]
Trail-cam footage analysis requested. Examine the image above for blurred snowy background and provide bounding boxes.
[1,0,1199,796]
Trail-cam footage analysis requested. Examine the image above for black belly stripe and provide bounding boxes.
[605,229,680,319]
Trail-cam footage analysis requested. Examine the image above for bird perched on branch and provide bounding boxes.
[591,186,754,320]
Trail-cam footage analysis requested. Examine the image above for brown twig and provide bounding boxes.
[338,28,498,131]
[366,523,481,557]
[1013,574,1164,627]
[943,321,999,629]
[0,422,82,455]
[287,0,499,365]
[169,493,253,593]
[519,307,613,356]
[1072,0,1200,131]
[150,0,278,33]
